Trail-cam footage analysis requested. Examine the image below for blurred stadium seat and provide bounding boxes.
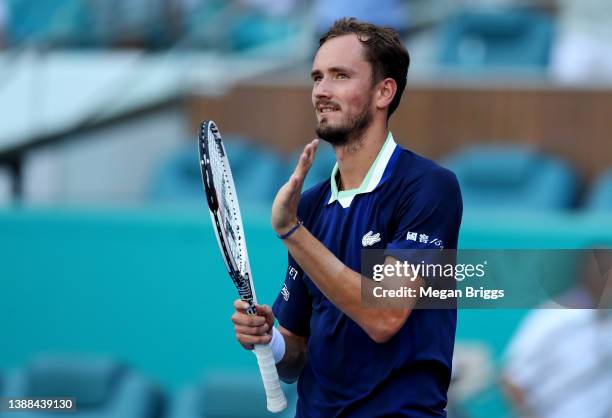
[169,372,296,418]
[439,9,554,72]
[443,144,577,210]
[180,0,305,54]
[176,0,226,50]
[586,169,612,211]
[149,138,287,209]
[229,13,300,53]
[0,356,164,418]
[6,0,94,47]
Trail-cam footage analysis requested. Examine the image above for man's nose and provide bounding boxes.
[313,78,332,99]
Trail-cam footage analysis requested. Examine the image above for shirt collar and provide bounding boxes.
[327,132,397,208]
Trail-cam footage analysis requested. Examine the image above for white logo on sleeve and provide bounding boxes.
[362,231,381,247]
[430,238,444,249]
[281,284,290,301]
[288,267,298,280]
[407,231,443,248]
[406,231,418,241]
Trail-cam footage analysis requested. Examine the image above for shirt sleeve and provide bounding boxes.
[384,166,463,278]
[388,166,462,249]
[272,253,312,337]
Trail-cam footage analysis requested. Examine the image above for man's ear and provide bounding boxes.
[376,78,397,110]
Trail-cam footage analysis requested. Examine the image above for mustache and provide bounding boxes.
[315,100,341,110]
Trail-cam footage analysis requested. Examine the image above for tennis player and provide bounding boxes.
[231,18,463,417]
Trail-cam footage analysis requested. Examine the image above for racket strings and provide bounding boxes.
[208,131,246,274]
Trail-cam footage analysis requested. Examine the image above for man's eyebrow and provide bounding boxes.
[310,66,354,79]
[328,66,353,74]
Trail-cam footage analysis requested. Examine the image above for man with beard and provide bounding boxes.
[231,18,463,416]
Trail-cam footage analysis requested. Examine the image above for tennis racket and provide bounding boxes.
[198,120,287,413]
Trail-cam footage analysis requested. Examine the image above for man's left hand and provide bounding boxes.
[271,139,319,235]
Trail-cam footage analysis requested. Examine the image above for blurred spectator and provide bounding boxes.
[313,0,410,37]
[501,252,612,418]
[551,0,612,83]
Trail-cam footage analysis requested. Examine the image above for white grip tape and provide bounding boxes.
[253,344,288,413]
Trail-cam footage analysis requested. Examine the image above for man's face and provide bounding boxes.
[311,34,376,146]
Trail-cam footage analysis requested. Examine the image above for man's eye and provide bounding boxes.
[337,74,348,79]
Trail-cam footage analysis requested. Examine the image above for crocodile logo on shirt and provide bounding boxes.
[362,231,381,247]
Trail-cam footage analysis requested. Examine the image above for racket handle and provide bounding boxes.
[253,344,288,413]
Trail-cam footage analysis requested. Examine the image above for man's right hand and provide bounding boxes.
[231,299,275,350]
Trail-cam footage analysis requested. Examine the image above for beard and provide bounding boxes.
[315,102,372,147]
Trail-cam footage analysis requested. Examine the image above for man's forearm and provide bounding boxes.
[283,225,418,343]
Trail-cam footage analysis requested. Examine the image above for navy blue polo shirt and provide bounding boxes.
[273,133,463,417]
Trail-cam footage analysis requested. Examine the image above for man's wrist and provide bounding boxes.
[276,218,302,240]
[270,327,286,363]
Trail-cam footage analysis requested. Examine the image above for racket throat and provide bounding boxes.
[231,270,256,314]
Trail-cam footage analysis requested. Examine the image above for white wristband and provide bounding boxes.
[270,327,286,364]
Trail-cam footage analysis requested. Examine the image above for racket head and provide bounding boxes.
[198,120,257,311]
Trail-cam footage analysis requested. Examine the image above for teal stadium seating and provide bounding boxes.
[169,372,296,418]
[439,9,554,71]
[443,144,577,210]
[182,0,300,53]
[149,138,287,211]
[0,356,164,418]
[229,13,300,52]
[6,0,94,47]
[587,169,612,211]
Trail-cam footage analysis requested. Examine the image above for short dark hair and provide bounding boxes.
[319,18,410,119]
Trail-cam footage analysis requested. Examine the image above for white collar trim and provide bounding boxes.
[328,132,397,209]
